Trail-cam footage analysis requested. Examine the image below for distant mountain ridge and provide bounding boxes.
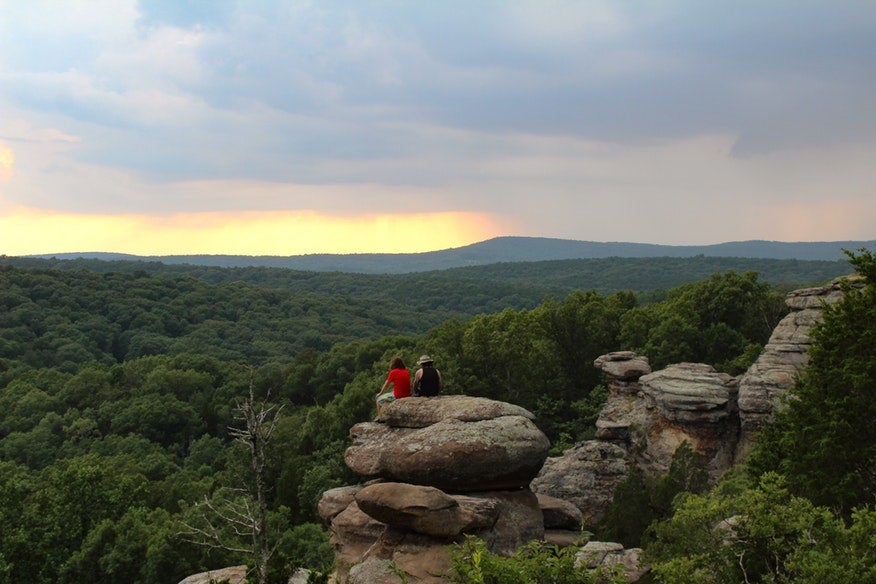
[27,236,875,274]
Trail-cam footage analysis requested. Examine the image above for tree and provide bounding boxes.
[180,378,284,584]
[647,473,876,583]
[747,249,876,514]
[537,290,634,398]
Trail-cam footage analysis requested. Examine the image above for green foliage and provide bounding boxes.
[449,536,628,584]
[271,523,333,579]
[619,271,786,371]
[541,385,609,455]
[647,473,876,583]
[747,249,876,514]
[0,256,852,583]
[598,442,709,547]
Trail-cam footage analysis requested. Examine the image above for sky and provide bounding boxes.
[1,1,875,256]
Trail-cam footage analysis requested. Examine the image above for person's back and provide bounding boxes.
[413,355,442,397]
[416,366,440,396]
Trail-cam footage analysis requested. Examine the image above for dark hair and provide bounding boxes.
[390,356,406,370]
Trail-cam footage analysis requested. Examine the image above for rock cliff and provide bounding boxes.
[321,395,646,582]
[533,281,845,528]
[321,395,552,583]
[317,282,848,582]
[735,281,845,457]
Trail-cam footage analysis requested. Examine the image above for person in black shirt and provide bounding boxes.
[412,354,443,397]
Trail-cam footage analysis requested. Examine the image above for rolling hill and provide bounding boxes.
[25,236,876,274]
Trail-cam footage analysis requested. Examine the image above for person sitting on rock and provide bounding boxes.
[375,356,411,417]
[412,355,443,397]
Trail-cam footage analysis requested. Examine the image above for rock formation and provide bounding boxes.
[177,566,309,584]
[321,395,552,583]
[639,362,739,477]
[735,280,845,457]
[533,281,847,531]
[576,541,649,582]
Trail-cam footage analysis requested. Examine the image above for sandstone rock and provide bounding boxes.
[325,396,559,581]
[465,489,545,556]
[328,500,389,572]
[178,566,246,584]
[536,492,583,530]
[337,528,453,584]
[345,415,550,491]
[636,363,740,477]
[594,351,652,383]
[594,388,651,443]
[735,280,846,458]
[346,557,405,584]
[531,441,629,526]
[377,531,456,583]
[640,363,738,425]
[317,484,362,524]
[593,351,654,444]
[379,394,535,427]
[355,482,500,538]
[576,541,649,582]
[178,566,309,584]
[785,282,845,310]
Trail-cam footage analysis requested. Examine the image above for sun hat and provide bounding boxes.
[417,355,434,365]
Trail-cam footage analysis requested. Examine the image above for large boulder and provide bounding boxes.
[354,482,500,538]
[638,363,739,476]
[640,363,738,425]
[593,352,652,387]
[463,489,545,556]
[536,492,584,531]
[322,396,554,582]
[345,399,550,491]
[178,567,309,584]
[342,528,455,584]
[531,441,629,526]
[378,395,535,427]
[576,541,649,582]
[178,566,246,584]
[317,485,362,523]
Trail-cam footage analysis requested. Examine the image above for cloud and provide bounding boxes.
[0,141,13,182]
[0,1,874,250]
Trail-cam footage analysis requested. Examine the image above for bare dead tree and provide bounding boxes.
[180,373,284,584]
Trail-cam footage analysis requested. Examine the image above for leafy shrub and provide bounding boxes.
[647,473,876,583]
[449,537,629,584]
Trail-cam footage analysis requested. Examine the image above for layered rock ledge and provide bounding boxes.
[322,395,553,583]
[735,280,845,457]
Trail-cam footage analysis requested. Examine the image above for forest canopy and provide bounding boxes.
[0,254,862,583]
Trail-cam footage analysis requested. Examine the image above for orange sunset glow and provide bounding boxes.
[0,207,506,256]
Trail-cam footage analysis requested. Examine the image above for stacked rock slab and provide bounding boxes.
[532,352,650,526]
[735,280,845,458]
[638,362,739,477]
[533,353,741,526]
[319,395,551,583]
[532,280,852,534]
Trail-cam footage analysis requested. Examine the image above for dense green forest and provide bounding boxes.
[4,253,852,299]
[0,253,871,583]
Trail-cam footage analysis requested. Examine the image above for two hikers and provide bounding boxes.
[375,354,442,416]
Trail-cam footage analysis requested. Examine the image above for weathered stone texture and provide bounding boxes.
[736,280,845,457]
[322,396,551,583]
[345,415,550,491]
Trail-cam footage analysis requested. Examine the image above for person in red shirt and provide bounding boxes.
[375,356,411,417]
